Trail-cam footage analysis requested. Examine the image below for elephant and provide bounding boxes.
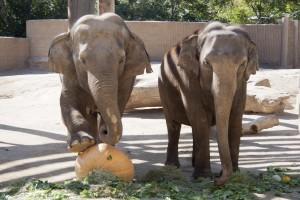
[158,22,258,185]
[48,13,152,152]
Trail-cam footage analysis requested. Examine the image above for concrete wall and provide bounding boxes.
[26,20,207,61]
[25,19,300,68]
[26,19,68,68]
[127,21,207,60]
[242,24,282,66]
[0,37,29,71]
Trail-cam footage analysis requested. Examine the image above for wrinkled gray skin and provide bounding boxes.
[48,13,152,152]
[158,22,258,185]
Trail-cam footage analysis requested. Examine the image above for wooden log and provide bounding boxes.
[245,86,290,113]
[126,75,290,114]
[242,115,279,135]
[126,73,161,110]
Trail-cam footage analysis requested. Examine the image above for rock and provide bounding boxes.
[245,86,290,113]
[272,175,282,182]
[248,77,271,87]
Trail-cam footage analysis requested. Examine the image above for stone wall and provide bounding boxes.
[0,37,29,71]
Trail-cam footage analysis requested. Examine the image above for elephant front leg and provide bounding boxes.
[191,122,211,179]
[228,108,244,171]
[228,84,246,172]
[165,119,181,167]
[61,91,96,152]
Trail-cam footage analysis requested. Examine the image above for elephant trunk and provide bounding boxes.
[87,71,122,145]
[212,71,237,185]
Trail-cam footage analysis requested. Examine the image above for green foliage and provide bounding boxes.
[1,167,300,200]
[0,0,67,37]
[116,0,300,24]
[1,0,298,37]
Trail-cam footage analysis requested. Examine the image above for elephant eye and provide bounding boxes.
[203,59,212,68]
[119,56,125,64]
[81,58,87,65]
[240,61,247,68]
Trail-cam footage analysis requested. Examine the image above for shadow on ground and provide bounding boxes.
[1,109,299,189]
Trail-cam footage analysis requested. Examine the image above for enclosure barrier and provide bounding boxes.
[0,37,29,71]
[0,17,299,71]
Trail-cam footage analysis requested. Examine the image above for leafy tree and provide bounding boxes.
[0,0,67,37]
[244,0,300,23]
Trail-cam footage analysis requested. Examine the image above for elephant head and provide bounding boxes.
[49,13,152,145]
[178,22,259,184]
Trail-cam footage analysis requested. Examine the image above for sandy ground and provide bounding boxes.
[0,64,299,199]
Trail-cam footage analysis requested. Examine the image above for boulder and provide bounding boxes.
[247,77,271,87]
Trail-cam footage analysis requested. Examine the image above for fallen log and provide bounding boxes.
[245,86,290,113]
[126,73,161,110]
[126,74,290,114]
[242,115,279,135]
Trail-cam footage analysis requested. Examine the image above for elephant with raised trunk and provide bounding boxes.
[158,22,258,185]
[49,13,152,152]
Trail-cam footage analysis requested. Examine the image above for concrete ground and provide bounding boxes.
[0,64,299,198]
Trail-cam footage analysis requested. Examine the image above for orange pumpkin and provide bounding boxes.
[75,143,134,182]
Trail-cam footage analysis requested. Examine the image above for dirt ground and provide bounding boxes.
[0,64,299,199]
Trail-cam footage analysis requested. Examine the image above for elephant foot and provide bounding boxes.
[214,172,231,186]
[193,168,211,179]
[68,131,95,153]
[165,160,180,168]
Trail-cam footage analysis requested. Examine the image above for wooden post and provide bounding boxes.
[294,20,299,68]
[68,0,99,28]
[99,0,115,14]
[281,15,290,68]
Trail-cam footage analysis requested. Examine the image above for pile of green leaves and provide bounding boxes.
[1,166,300,200]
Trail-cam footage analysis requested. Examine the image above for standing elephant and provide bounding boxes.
[49,13,152,152]
[158,22,258,185]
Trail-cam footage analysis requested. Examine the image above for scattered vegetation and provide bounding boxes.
[1,166,300,200]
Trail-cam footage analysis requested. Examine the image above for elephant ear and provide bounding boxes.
[48,32,75,74]
[245,41,259,80]
[123,32,152,79]
[229,27,259,80]
[177,35,200,76]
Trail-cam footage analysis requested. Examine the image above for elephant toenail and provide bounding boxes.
[81,137,90,144]
[71,140,79,146]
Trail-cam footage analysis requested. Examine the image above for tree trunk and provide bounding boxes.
[68,0,99,28]
[99,0,115,14]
